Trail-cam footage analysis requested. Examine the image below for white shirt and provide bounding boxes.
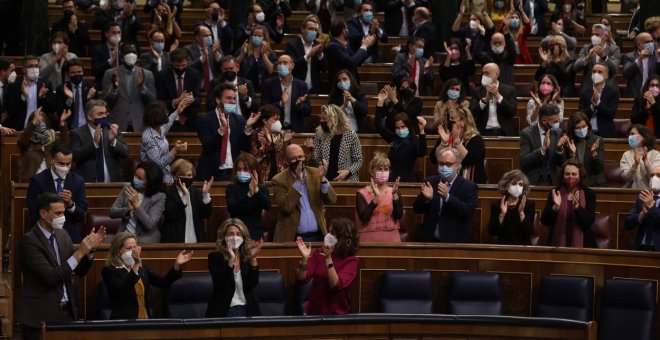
[23,81,38,128]
[538,122,547,147]
[38,223,79,304]
[399,0,411,36]
[50,169,77,213]
[87,123,116,183]
[589,86,604,132]
[217,108,234,170]
[229,269,247,307]
[176,188,203,243]
[301,37,313,89]
[479,82,503,129]
[529,0,538,35]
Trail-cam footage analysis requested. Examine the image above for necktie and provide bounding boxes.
[111,48,118,67]
[411,58,417,81]
[55,178,63,194]
[49,234,61,265]
[219,114,229,164]
[654,195,660,208]
[96,132,106,182]
[177,76,184,96]
[203,52,210,92]
[75,85,84,127]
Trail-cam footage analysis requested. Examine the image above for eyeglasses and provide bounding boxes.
[437,161,457,167]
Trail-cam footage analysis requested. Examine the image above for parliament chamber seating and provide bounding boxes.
[448,272,503,316]
[95,281,112,321]
[598,279,657,340]
[536,275,594,322]
[254,271,288,316]
[294,279,313,316]
[164,272,213,319]
[378,271,434,314]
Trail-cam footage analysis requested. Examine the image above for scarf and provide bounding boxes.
[552,186,586,247]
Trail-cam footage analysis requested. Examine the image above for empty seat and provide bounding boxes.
[360,82,379,96]
[598,279,657,340]
[378,271,434,314]
[294,279,314,315]
[536,275,594,321]
[164,272,213,318]
[591,215,612,249]
[254,271,287,316]
[448,272,502,315]
[603,162,625,188]
[85,210,122,243]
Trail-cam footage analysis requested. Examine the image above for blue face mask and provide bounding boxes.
[395,128,410,138]
[494,1,505,9]
[644,42,656,54]
[251,35,263,46]
[152,42,165,53]
[629,135,640,149]
[305,30,317,42]
[574,127,588,139]
[93,117,109,128]
[236,171,252,183]
[337,81,351,91]
[223,103,237,114]
[447,89,460,100]
[438,165,454,179]
[132,177,145,190]
[415,48,424,59]
[204,36,213,47]
[277,64,290,77]
[510,18,520,29]
[362,11,373,23]
[550,122,561,132]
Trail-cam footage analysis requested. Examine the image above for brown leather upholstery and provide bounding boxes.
[530,211,542,246]
[591,215,612,249]
[604,162,625,188]
[613,119,631,138]
[514,83,534,98]
[85,210,122,243]
[361,82,379,96]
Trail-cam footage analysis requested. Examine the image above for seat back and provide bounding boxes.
[614,119,631,138]
[536,275,594,321]
[85,210,122,243]
[360,82,379,96]
[96,281,112,320]
[598,279,657,340]
[164,272,213,318]
[294,278,314,315]
[254,271,287,316]
[604,162,625,188]
[448,272,502,315]
[530,211,542,246]
[378,271,434,314]
[591,215,612,249]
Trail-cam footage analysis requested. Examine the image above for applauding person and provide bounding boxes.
[250,105,293,180]
[631,75,660,137]
[625,166,660,251]
[564,112,605,186]
[620,124,660,189]
[227,153,271,241]
[489,170,535,245]
[526,74,564,126]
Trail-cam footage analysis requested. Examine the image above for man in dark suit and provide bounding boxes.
[206,55,259,116]
[324,19,375,84]
[285,17,327,94]
[475,32,517,86]
[413,147,478,243]
[91,22,122,89]
[5,56,56,131]
[50,0,90,57]
[625,165,660,251]
[139,31,172,75]
[17,192,103,340]
[260,54,311,133]
[391,36,434,96]
[574,23,621,90]
[523,0,549,37]
[0,59,15,124]
[156,48,202,132]
[70,99,129,182]
[520,104,567,185]
[411,7,436,59]
[623,32,659,98]
[26,143,87,243]
[56,58,96,130]
[347,2,388,63]
[578,62,619,138]
[384,0,419,37]
[200,2,234,56]
[92,0,140,45]
[195,83,259,181]
[185,24,223,92]
[469,63,518,136]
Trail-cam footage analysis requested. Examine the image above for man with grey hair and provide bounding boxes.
[574,23,620,89]
[413,147,478,243]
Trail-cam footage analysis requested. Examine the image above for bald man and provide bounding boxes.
[623,32,660,98]
[469,63,518,136]
[411,7,436,59]
[260,54,312,132]
[475,32,517,86]
[271,144,336,242]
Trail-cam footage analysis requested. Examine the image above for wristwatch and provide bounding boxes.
[327,262,334,269]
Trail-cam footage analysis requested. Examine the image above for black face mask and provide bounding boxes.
[399,89,414,101]
[320,122,330,133]
[173,68,185,76]
[179,177,194,189]
[289,159,304,173]
[211,10,219,21]
[223,71,237,81]
[70,74,83,85]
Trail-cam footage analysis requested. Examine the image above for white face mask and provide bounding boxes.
[270,120,282,133]
[54,164,70,178]
[123,53,138,66]
[51,214,65,230]
[481,74,493,87]
[324,233,338,247]
[469,20,478,30]
[255,12,265,23]
[591,35,602,46]
[507,184,524,198]
[592,72,604,84]
[26,68,39,81]
[225,235,243,249]
[121,250,135,266]
[52,43,61,54]
[7,71,16,84]
[651,176,660,192]
[108,34,121,46]
[491,45,505,54]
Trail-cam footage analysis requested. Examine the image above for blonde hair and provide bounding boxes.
[215,218,254,262]
[105,232,137,267]
[170,158,195,177]
[548,35,570,61]
[369,152,391,172]
[449,107,480,141]
[318,104,351,136]
[248,25,273,54]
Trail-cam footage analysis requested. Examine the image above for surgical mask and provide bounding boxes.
[644,42,656,54]
[650,87,660,97]
[51,214,66,230]
[152,42,165,53]
[469,20,478,30]
[223,71,237,81]
[362,11,373,23]
[374,170,389,184]
[324,233,338,247]
[447,89,460,100]
[629,135,640,149]
[94,116,109,128]
[491,45,505,54]
[255,12,265,23]
[563,177,580,189]
[70,74,83,85]
[114,0,125,10]
[108,34,121,45]
[121,250,135,266]
[132,177,145,190]
[494,1,505,9]
[563,4,572,12]
[270,120,282,133]
[539,84,554,95]
[438,165,454,179]
[415,48,424,58]
[591,35,602,46]
[26,68,40,81]
[35,121,47,132]
[510,19,520,29]
[481,74,493,87]
[204,36,213,47]
[223,103,237,114]
[591,72,604,84]
[650,176,660,192]
[236,171,252,183]
[179,177,193,189]
[574,127,589,138]
[305,30,317,42]
[7,71,16,84]
[277,64,290,77]
[123,53,137,66]
[251,35,263,46]
[52,43,61,54]
[54,164,70,178]
[225,235,243,249]
[320,121,330,133]
[550,122,561,132]
[395,128,409,138]
[337,80,350,91]
[507,184,523,198]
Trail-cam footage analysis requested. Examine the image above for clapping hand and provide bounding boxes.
[296,236,311,259]
[417,116,427,134]
[247,170,259,197]
[319,159,328,179]
[392,177,400,200]
[640,189,655,212]
[250,240,264,259]
[420,182,433,200]
[60,109,72,125]
[38,83,49,98]
[202,176,214,195]
[369,177,380,201]
[551,189,562,211]
[572,190,580,209]
[174,250,194,270]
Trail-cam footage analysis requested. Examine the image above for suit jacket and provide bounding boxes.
[195,109,251,181]
[205,251,260,317]
[91,43,118,89]
[631,96,660,138]
[391,51,434,96]
[201,20,234,56]
[523,0,549,36]
[475,33,517,86]
[413,175,478,243]
[70,124,129,182]
[206,76,259,117]
[5,78,56,130]
[325,38,369,84]
[384,0,419,36]
[155,67,202,132]
[109,190,166,243]
[92,8,140,45]
[26,169,87,243]
[271,166,337,242]
[574,43,621,89]
[626,197,660,250]
[102,66,157,132]
[184,43,221,81]
[56,80,96,129]
[138,51,171,76]
[312,129,363,181]
[101,264,181,319]
[469,82,518,136]
[161,186,211,243]
[285,37,328,93]
[17,225,93,327]
[578,83,619,138]
[411,21,436,59]
[519,123,565,185]
[622,50,660,98]
[347,17,388,62]
[260,77,311,132]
